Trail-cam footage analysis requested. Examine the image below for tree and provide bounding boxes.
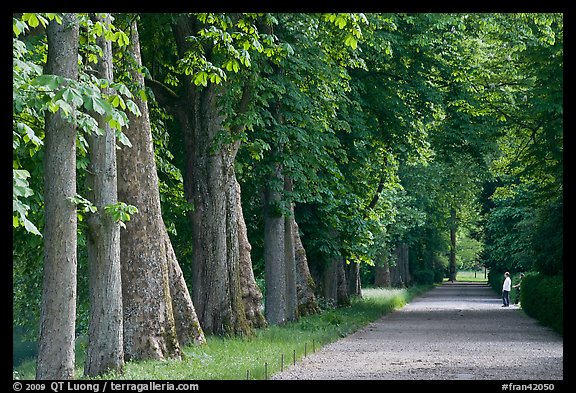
[84,13,124,377]
[142,13,275,335]
[240,13,371,310]
[116,17,205,361]
[36,12,79,380]
[476,13,563,276]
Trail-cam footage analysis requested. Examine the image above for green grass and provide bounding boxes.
[445,270,488,283]
[14,285,432,380]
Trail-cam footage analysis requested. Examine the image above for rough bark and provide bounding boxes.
[84,13,124,377]
[236,177,267,329]
[176,81,253,336]
[263,172,308,323]
[264,164,287,325]
[36,13,79,380]
[117,20,204,361]
[165,232,206,347]
[293,219,320,316]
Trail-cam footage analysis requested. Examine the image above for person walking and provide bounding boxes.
[502,272,511,307]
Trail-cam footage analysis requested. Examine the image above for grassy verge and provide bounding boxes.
[444,270,488,283]
[14,285,432,380]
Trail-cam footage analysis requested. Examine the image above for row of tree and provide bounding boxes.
[13,12,563,379]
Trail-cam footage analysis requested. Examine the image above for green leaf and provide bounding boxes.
[335,15,347,29]
[193,71,208,87]
[116,130,132,147]
[113,31,130,47]
[17,123,43,147]
[13,19,28,37]
[31,74,62,90]
[23,217,42,236]
[209,74,222,84]
[110,94,126,109]
[93,21,104,37]
[344,35,358,50]
[22,13,39,28]
[61,86,84,107]
[91,96,112,115]
[125,100,142,117]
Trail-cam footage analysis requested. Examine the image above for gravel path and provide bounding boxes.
[272,282,563,380]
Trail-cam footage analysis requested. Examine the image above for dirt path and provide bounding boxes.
[272,282,563,380]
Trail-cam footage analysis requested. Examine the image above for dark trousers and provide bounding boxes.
[502,290,510,306]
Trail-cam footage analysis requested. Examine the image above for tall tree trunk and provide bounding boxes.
[180,82,253,336]
[336,258,350,306]
[36,13,79,380]
[236,177,267,329]
[449,207,457,282]
[284,177,298,321]
[401,243,411,285]
[117,20,204,361]
[84,13,124,377]
[390,243,404,287]
[322,258,338,307]
[293,219,320,316]
[347,262,362,297]
[264,164,287,325]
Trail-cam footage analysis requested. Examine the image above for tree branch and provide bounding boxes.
[144,77,180,112]
[230,81,253,136]
[364,177,385,218]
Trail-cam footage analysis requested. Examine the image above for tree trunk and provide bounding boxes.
[117,20,204,361]
[401,243,411,285]
[392,242,411,287]
[180,82,252,336]
[390,243,408,287]
[322,258,338,307]
[336,258,350,306]
[347,261,362,297]
[284,177,299,321]
[36,13,79,381]
[264,164,287,325]
[237,177,267,329]
[84,13,124,377]
[165,232,206,347]
[449,207,457,282]
[374,251,391,287]
[293,218,319,316]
